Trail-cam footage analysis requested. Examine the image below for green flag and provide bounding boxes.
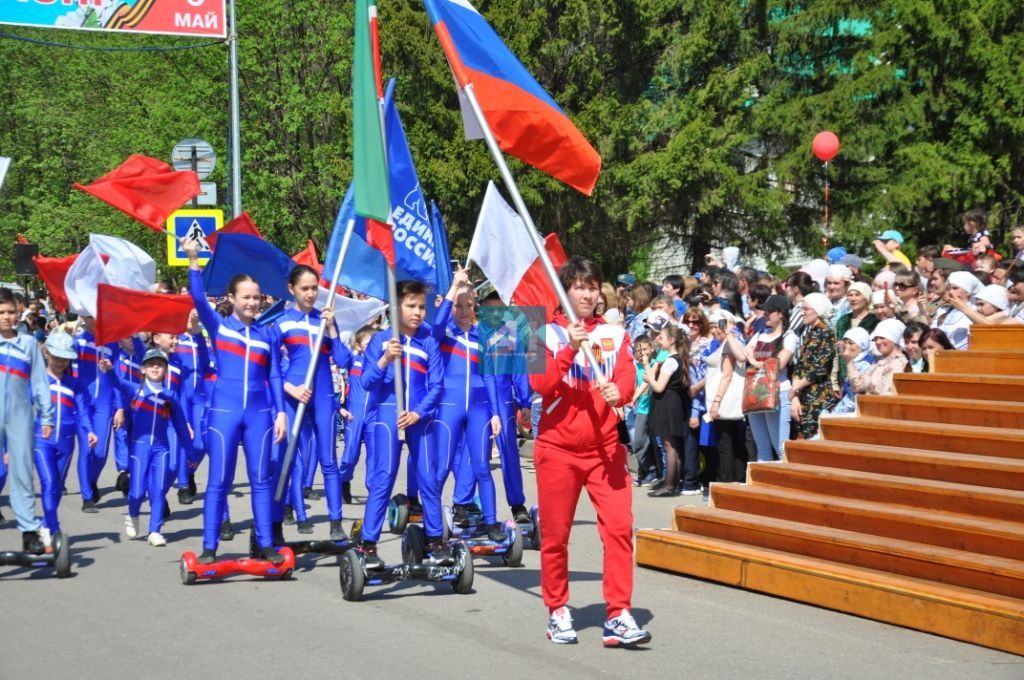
[353,0,390,223]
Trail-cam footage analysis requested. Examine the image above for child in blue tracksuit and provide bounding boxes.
[429,272,502,540]
[73,317,122,511]
[337,325,376,504]
[34,331,97,545]
[183,237,288,565]
[112,348,198,546]
[452,289,534,524]
[173,311,209,503]
[356,280,443,569]
[271,265,349,542]
[112,337,143,496]
[0,288,54,554]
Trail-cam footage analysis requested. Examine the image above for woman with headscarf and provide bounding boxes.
[933,271,980,349]
[834,282,878,345]
[945,283,1010,326]
[830,327,874,414]
[845,319,909,398]
[790,293,839,440]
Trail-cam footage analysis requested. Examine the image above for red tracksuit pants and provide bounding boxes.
[534,440,634,618]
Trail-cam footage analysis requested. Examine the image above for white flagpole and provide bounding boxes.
[274,218,354,501]
[458,82,606,381]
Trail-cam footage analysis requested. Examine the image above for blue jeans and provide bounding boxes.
[746,387,791,461]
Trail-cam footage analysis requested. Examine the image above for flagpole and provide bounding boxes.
[274,218,355,501]
[457,83,606,381]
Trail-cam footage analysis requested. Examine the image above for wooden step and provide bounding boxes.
[748,462,1024,524]
[856,394,1024,430]
[784,439,1024,491]
[673,506,1024,599]
[819,416,1024,459]
[894,373,1024,402]
[706,484,1024,560]
[636,529,1024,655]
[970,325,1024,351]
[931,349,1024,376]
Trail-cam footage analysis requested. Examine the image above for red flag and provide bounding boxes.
[33,254,78,313]
[292,240,324,276]
[206,211,262,251]
[94,284,195,345]
[73,155,201,232]
[511,233,568,320]
[16,234,29,244]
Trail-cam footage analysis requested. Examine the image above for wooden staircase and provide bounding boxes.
[636,325,1024,655]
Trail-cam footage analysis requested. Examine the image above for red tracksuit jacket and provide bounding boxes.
[529,312,635,451]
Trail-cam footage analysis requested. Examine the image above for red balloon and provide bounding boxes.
[812,131,840,162]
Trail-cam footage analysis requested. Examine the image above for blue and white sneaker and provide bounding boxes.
[602,609,651,647]
[546,606,578,644]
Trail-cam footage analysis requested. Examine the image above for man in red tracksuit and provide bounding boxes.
[529,257,652,647]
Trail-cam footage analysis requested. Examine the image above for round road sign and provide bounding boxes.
[171,138,217,180]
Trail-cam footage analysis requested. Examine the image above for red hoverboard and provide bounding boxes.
[179,547,296,585]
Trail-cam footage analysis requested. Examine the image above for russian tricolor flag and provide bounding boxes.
[423,0,601,196]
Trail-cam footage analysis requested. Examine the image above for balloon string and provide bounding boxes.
[823,161,831,233]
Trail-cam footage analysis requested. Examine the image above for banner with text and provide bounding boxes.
[1,0,227,39]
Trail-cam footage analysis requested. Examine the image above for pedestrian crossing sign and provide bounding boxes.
[166,209,223,266]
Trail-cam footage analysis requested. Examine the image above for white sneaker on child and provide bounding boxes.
[124,515,139,539]
[148,532,166,547]
[38,526,52,549]
[546,606,579,644]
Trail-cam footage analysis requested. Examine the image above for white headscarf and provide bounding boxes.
[947,271,982,301]
[802,292,834,322]
[976,284,1009,312]
[828,264,853,282]
[848,282,872,304]
[871,318,906,346]
[843,326,871,360]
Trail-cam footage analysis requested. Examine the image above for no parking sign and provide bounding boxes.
[166,209,223,266]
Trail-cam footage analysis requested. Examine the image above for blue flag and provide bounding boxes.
[322,184,423,301]
[322,82,441,300]
[203,233,294,300]
[383,79,438,286]
[430,199,453,295]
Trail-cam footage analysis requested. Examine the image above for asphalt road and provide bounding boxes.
[2,442,1021,679]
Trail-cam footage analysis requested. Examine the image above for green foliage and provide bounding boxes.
[1,0,1022,285]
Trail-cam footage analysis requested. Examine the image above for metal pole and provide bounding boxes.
[459,83,606,381]
[386,265,406,441]
[274,219,356,501]
[228,0,242,218]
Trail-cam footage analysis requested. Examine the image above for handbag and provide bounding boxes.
[742,358,779,414]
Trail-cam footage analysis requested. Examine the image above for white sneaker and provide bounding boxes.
[546,606,579,644]
[148,532,167,547]
[124,515,139,539]
[603,608,652,647]
[38,526,53,548]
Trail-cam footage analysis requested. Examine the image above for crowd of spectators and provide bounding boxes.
[612,209,1024,498]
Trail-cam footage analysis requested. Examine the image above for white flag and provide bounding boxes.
[0,156,10,191]
[467,181,538,304]
[316,286,387,337]
[64,234,157,317]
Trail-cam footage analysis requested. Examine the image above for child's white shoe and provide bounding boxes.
[148,532,167,547]
[124,515,139,539]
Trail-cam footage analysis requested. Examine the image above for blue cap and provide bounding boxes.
[826,246,847,264]
[877,230,904,245]
[616,274,637,286]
